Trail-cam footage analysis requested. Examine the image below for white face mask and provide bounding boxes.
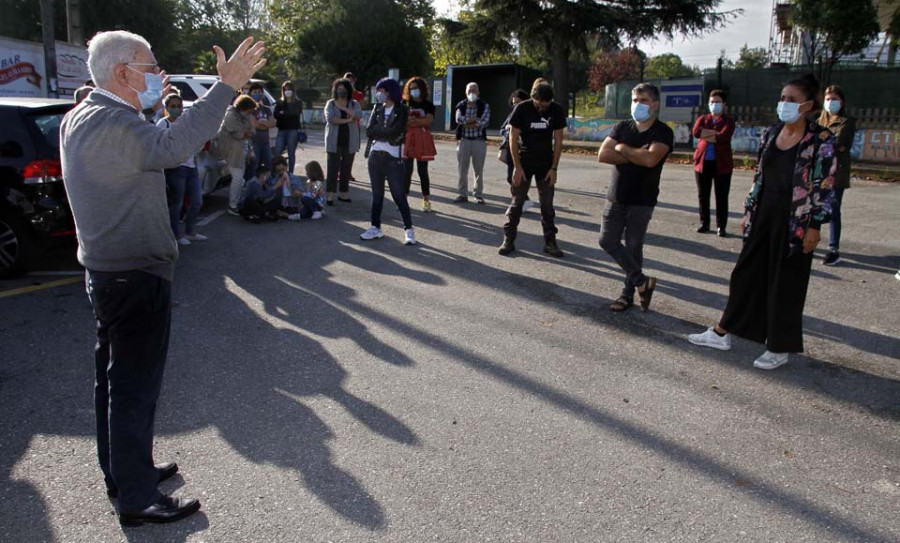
[709,102,723,115]
[467,92,478,102]
[824,99,841,114]
[777,101,804,124]
[284,90,293,98]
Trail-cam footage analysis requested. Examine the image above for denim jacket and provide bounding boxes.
[743,121,837,256]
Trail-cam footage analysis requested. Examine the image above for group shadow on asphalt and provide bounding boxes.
[3,176,899,542]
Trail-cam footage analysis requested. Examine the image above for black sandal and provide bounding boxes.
[609,296,633,312]
[639,277,657,313]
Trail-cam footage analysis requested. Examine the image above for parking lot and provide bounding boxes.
[1,132,899,542]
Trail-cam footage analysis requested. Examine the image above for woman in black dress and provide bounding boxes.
[688,74,837,370]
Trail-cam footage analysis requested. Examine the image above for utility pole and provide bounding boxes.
[716,56,723,89]
[66,0,84,45]
[40,0,58,97]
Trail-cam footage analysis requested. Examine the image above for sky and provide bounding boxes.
[432,0,773,69]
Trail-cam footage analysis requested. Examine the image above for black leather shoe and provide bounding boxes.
[498,238,515,255]
[717,228,727,238]
[543,239,564,258]
[107,463,179,498]
[696,224,710,233]
[119,495,200,527]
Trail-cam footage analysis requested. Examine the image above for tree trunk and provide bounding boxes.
[551,40,570,116]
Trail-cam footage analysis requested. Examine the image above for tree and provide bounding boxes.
[588,49,643,92]
[734,44,768,70]
[473,0,739,113]
[430,11,516,76]
[294,0,432,88]
[792,0,880,82]
[644,53,697,79]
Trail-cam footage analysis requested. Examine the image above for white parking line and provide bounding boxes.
[196,210,225,226]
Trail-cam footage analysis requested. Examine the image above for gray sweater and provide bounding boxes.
[61,82,235,281]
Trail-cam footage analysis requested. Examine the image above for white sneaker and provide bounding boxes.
[184,233,207,241]
[687,327,732,350]
[360,226,384,240]
[753,350,790,370]
[176,237,191,246]
[287,213,302,221]
[311,211,323,220]
[404,228,416,245]
[523,199,537,212]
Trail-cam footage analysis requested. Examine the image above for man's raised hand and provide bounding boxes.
[214,37,267,91]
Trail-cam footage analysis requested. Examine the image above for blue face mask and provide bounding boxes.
[375,91,387,104]
[251,93,263,101]
[410,89,421,99]
[777,101,803,124]
[631,102,652,123]
[709,102,724,115]
[824,99,841,114]
[127,67,164,110]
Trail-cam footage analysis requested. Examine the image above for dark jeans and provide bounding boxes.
[368,150,412,230]
[245,138,273,180]
[504,150,530,201]
[695,161,732,229]
[599,201,654,299]
[326,147,355,194]
[404,158,431,196]
[165,165,202,237]
[86,269,171,512]
[240,196,281,221]
[503,162,558,241]
[297,195,322,219]
[275,129,300,173]
[828,188,845,251]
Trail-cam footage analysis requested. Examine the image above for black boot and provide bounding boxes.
[543,238,564,258]
[498,237,516,255]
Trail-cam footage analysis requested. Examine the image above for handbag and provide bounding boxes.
[497,147,510,164]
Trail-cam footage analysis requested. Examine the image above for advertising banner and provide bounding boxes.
[56,41,90,96]
[0,36,47,98]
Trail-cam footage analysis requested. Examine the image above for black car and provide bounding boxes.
[0,97,76,278]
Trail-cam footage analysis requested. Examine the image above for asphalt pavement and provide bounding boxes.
[1,130,898,543]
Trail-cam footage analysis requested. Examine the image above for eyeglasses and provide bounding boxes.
[125,62,161,74]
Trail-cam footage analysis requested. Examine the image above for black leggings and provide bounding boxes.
[404,158,430,197]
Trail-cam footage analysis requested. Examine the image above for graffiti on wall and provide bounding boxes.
[565,118,692,144]
[859,130,900,163]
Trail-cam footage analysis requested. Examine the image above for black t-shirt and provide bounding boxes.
[761,141,798,194]
[405,99,436,124]
[607,119,675,206]
[337,109,349,147]
[509,100,567,164]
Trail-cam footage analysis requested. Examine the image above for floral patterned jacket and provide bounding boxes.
[743,121,837,256]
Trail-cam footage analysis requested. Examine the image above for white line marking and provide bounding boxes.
[196,210,225,226]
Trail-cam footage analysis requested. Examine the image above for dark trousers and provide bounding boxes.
[275,128,299,173]
[240,196,281,221]
[368,150,412,229]
[326,147,355,194]
[599,201,654,299]
[165,165,202,238]
[720,191,813,353]
[695,161,732,229]
[404,158,431,196]
[503,162,557,241]
[244,138,273,181]
[297,195,322,219]
[828,188,845,251]
[504,150,530,201]
[86,269,171,512]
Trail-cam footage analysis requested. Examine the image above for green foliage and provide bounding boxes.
[792,0,880,81]
[430,11,516,76]
[735,44,768,70]
[294,0,432,89]
[471,0,739,112]
[644,53,698,79]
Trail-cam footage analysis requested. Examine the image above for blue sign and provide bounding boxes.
[666,94,701,108]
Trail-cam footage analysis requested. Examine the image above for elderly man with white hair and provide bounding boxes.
[454,82,490,204]
[60,30,265,527]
